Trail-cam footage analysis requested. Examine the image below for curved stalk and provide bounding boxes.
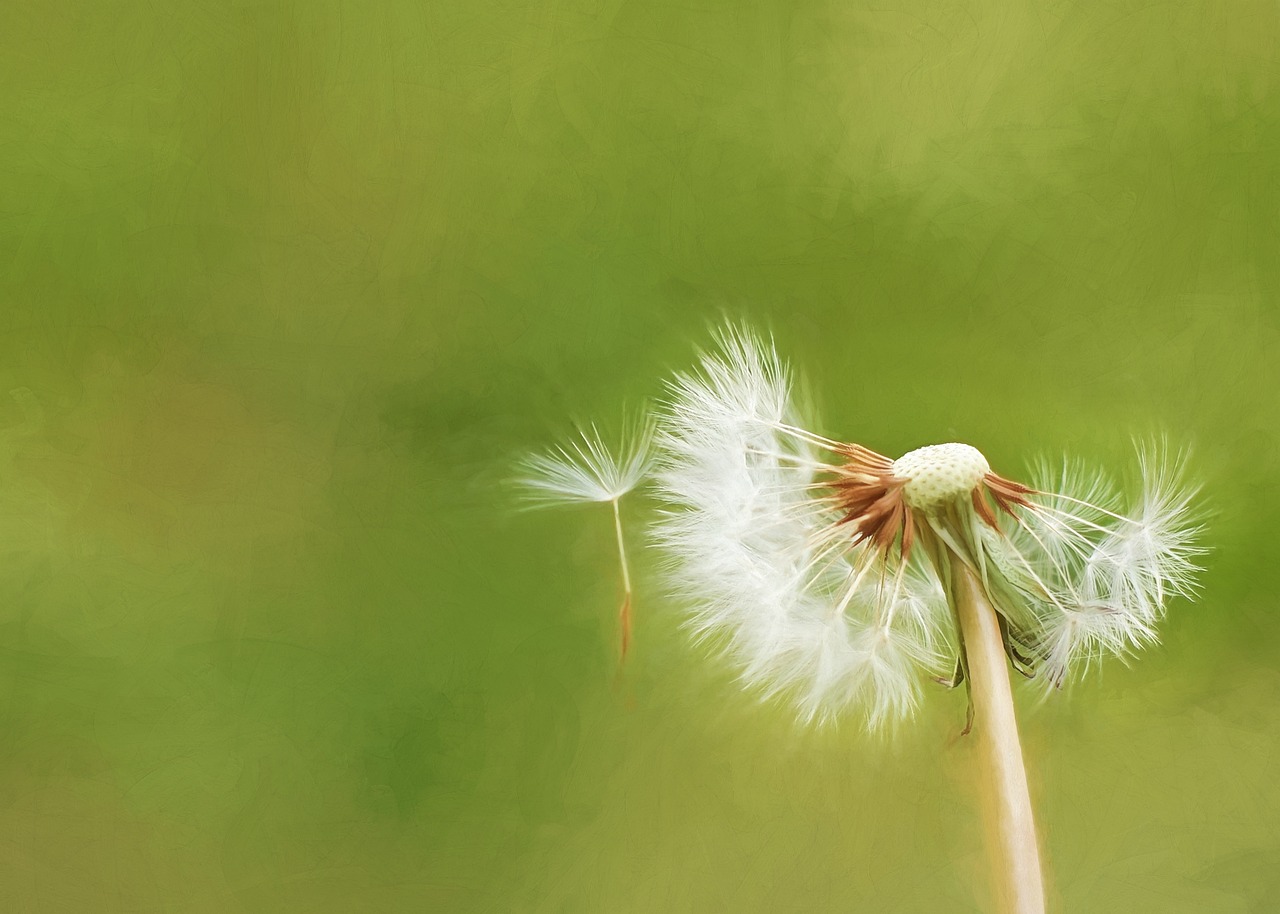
[951,561,1046,914]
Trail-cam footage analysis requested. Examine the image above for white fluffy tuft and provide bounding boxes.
[1002,445,1205,688]
[520,324,1206,725]
[516,420,654,506]
[654,327,947,728]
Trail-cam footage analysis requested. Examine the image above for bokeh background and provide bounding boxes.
[2,1,1278,911]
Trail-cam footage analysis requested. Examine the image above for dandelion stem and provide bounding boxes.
[950,560,1046,914]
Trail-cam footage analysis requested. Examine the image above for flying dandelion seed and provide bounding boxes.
[518,324,1204,914]
[516,420,654,663]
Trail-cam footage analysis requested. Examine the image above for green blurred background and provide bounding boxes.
[1,1,1278,911]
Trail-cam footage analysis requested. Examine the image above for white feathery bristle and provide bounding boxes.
[654,326,947,728]
[1033,602,1150,687]
[516,323,1207,722]
[516,420,655,505]
[1007,445,1204,688]
[1096,444,1204,606]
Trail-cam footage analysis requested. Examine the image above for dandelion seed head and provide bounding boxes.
[525,323,1205,729]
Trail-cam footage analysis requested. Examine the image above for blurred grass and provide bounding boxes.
[1,0,1278,911]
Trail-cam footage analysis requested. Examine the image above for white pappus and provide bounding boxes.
[518,325,1205,730]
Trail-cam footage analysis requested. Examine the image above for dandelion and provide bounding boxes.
[652,328,1201,715]
[516,421,654,662]
[651,325,1202,914]
[519,324,1204,914]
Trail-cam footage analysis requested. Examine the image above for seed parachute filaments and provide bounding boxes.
[519,325,1202,727]
[517,323,1205,914]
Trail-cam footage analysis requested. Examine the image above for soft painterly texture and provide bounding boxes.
[654,328,951,728]
[648,328,1202,729]
[2,1,1279,912]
